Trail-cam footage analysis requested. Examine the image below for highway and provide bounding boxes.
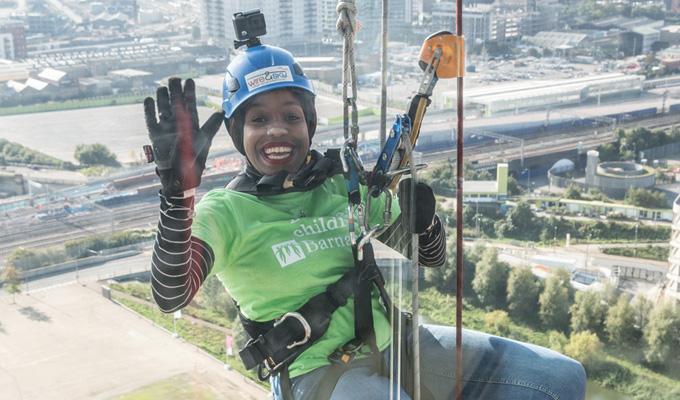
[0,251,151,297]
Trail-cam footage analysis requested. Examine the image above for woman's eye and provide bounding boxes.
[250,116,266,123]
[287,114,301,121]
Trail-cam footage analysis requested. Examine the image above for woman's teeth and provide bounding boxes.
[264,146,292,160]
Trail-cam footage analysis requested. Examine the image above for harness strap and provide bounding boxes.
[238,265,360,373]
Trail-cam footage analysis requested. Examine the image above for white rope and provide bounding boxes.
[337,1,361,144]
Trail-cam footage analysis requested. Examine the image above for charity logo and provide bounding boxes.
[245,66,294,92]
[271,240,306,268]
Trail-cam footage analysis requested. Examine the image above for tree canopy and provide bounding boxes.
[539,268,574,332]
[507,265,541,324]
[472,247,509,310]
[74,143,121,167]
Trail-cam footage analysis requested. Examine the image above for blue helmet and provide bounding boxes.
[222,45,317,155]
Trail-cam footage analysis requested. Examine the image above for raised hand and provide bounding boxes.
[144,77,224,198]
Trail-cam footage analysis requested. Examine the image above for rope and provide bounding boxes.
[337,1,361,145]
[455,0,465,399]
[403,132,421,400]
[379,0,389,147]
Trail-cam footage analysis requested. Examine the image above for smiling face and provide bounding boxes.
[242,89,310,176]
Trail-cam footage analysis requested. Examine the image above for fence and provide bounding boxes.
[639,142,680,164]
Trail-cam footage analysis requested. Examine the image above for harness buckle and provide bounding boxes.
[328,338,363,365]
[274,312,312,350]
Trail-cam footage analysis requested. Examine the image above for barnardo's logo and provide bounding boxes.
[245,66,294,92]
[272,240,306,268]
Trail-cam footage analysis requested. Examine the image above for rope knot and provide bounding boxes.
[336,1,361,36]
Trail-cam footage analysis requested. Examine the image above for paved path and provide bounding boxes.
[0,281,268,400]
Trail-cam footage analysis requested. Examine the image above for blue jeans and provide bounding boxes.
[272,325,586,400]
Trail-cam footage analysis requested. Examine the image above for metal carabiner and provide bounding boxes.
[273,312,312,350]
[363,186,392,236]
[357,224,380,261]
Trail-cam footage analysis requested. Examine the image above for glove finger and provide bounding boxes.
[156,86,171,121]
[201,110,225,140]
[182,78,200,130]
[143,97,159,136]
[168,77,184,114]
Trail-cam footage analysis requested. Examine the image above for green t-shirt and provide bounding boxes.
[192,174,400,378]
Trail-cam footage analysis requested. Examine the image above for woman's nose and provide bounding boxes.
[266,120,287,136]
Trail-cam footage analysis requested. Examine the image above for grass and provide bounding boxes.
[326,107,380,125]
[112,372,219,400]
[113,296,268,391]
[602,245,669,261]
[0,94,150,116]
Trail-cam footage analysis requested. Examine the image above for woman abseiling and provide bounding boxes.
[145,40,586,400]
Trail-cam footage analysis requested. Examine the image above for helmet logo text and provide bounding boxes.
[245,66,294,92]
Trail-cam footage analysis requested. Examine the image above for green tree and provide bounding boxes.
[547,330,568,353]
[564,184,582,200]
[74,143,121,167]
[484,310,511,336]
[1,262,22,304]
[539,268,574,332]
[507,265,541,324]
[632,294,653,338]
[597,142,619,162]
[506,176,521,195]
[625,187,668,209]
[605,295,638,347]
[570,289,607,339]
[472,247,509,309]
[198,275,237,321]
[644,301,680,366]
[565,331,604,368]
[497,201,536,240]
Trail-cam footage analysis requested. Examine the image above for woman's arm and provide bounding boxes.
[143,77,222,312]
[377,213,446,267]
[151,193,215,313]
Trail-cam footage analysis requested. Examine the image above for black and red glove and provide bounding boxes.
[143,77,224,198]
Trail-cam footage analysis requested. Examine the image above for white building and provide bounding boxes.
[667,196,680,304]
[199,0,324,49]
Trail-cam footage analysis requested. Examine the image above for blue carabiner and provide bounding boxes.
[368,114,411,196]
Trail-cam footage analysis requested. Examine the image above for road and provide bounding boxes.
[13,251,152,295]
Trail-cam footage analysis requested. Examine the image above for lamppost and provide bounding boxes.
[475,201,480,238]
[634,223,639,257]
[554,226,557,251]
[585,233,592,270]
[525,168,531,195]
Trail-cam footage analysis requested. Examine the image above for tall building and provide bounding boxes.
[199,0,323,50]
[0,21,28,59]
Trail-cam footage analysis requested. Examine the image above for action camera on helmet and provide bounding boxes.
[233,9,266,49]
